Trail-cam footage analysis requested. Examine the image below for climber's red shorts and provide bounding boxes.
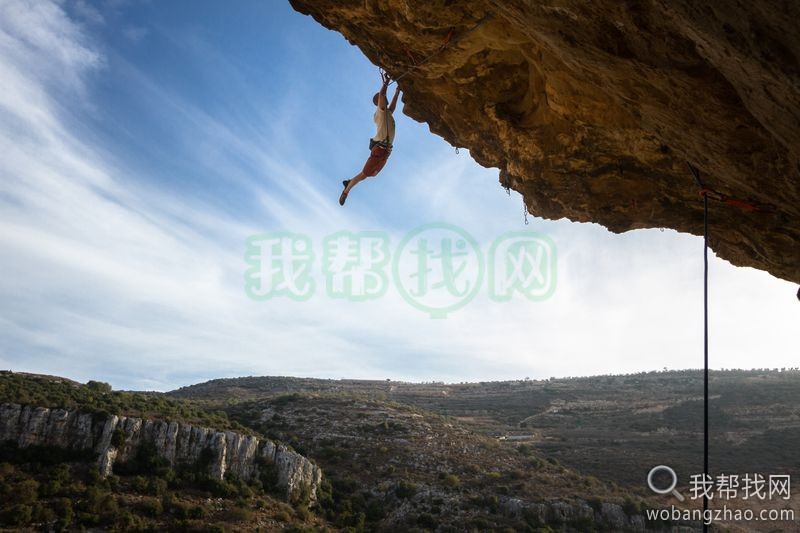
[362,141,392,177]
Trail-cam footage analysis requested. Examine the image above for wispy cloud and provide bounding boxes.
[0,0,797,391]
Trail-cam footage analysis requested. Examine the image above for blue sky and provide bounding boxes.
[1,0,797,391]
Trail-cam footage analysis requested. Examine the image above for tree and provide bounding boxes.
[86,381,112,393]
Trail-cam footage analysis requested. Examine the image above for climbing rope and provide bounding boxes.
[688,165,771,213]
[386,13,494,86]
[523,197,529,225]
[686,162,710,533]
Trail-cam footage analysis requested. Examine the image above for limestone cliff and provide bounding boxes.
[290,0,799,283]
[0,403,321,503]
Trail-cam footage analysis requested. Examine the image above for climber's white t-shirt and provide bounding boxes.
[372,106,395,144]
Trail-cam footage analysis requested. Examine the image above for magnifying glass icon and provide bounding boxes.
[647,465,684,501]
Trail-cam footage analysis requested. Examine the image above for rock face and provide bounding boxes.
[499,498,643,531]
[290,0,799,283]
[0,403,321,503]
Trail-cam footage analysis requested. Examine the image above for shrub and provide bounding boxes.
[111,427,126,448]
[82,486,117,517]
[315,477,334,510]
[77,511,101,526]
[197,476,237,498]
[114,442,169,476]
[15,479,39,505]
[87,465,102,485]
[274,509,292,522]
[132,475,148,493]
[170,500,191,519]
[472,517,490,529]
[508,469,527,480]
[8,504,32,526]
[416,512,438,529]
[227,505,254,522]
[55,497,73,521]
[189,505,207,519]
[587,496,603,513]
[257,457,280,495]
[295,504,311,521]
[365,499,386,521]
[291,483,312,507]
[32,502,56,523]
[148,476,168,496]
[622,497,640,516]
[53,463,70,481]
[517,444,534,456]
[443,474,460,488]
[395,480,417,499]
[86,380,113,393]
[117,510,138,529]
[137,497,163,517]
[484,495,499,513]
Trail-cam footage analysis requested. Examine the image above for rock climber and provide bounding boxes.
[339,71,401,206]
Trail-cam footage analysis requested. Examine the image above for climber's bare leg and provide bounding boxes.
[340,171,367,205]
[345,172,366,194]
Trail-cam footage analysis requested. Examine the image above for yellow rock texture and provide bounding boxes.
[291,0,799,283]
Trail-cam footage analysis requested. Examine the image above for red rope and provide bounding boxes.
[387,13,493,85]
[439,27,455,51]
[698,187,762,212]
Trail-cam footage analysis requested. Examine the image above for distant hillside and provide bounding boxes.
[170,369,800,524]
[0,370,243,432]
[220,392,667,531]
[168,369,800,531]
[0,373,323,531]
[0,372,695,531]
[5,369,796,531]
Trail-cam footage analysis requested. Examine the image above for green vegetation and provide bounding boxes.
[5,368,796,531]
[174,370,798,531]
[0,372,323,530]
[0,441,319,530]
[177,369,800,490]
[0,371,246,432]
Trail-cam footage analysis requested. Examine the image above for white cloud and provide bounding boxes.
[0,0,797,392]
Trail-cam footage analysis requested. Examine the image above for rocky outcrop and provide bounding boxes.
[0,403,321,503]
[498,497,700,531]
[290,0,800,283]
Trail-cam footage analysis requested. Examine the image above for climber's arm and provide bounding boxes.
[377,72,390,109]
[389,86,400,113]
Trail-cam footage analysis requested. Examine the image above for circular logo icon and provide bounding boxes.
[647,465,684,501]
[393,223,483,318]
